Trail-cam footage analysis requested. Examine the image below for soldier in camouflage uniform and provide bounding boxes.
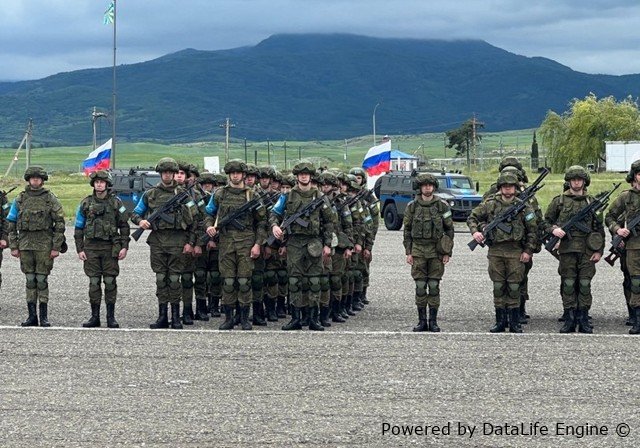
[270,162,335,331]
[7,166,66,327]
[131,157,197,330]
[205,173,228,317]
[205,160,268,330]
[543,165,605,334]
[74,170,130,328]
[403,173,454,332]
[468,172,537,333]
[605,160,640,334]
[275,174,297,317]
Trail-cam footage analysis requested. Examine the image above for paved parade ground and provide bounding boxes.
[1,227,639,447]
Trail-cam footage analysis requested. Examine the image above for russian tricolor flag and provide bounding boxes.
[82,139,112,174]
[362,140,391,176]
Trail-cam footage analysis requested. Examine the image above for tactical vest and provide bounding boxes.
[485,197,526,243]
[409,198,445,241]
[557,194,593,237]
[16,190,54,232]
[83,195,120,240]
[216,186,255,232]
[147,185,192,230]
[285,187,321,237]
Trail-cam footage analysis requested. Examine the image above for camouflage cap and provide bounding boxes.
[155,157,179,173]
[414,173,439,189]
[24,165,49,182]
[499,157,523,172]
[89,170,113,187]
[245,163,260,177]
[564,165,590,187]
[292,162,316,175]
[224,159,247,174]
[497,172,520,188]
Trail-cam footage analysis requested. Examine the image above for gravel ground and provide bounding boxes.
[0,226,638,447]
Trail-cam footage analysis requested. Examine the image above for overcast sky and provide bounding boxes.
[1,0,639,81]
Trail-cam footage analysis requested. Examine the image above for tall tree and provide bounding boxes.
[446,119,483,157]
[539,94,640,172]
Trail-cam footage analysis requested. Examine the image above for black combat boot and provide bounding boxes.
[558,309,569,322]
[82,302,101,328]
[276,296,287,318]
[626,304,635,326]
[489,308,507,333]
[171,303,183,330]
[361,287,370,305]
[240,306,253,330]
[106,303,120,329]
[308,306,325,331]
[558,309,576,333]
[21,302,38,327]
[428,307,441,332]
[300,307,310,327]
[629,308,640,335]
[345,295,356,316]
[265,297,278,322]
[150,303,169,329]
[339,295,350,319]
[519,296,529,324]
[282,307,302,331]
[577,309,593,334]
[219,305,234,330]
[195,299,209,321]
[39,303,51,327]
[233,303,242,326]
[413,307,428,332]
[252,301,267,326]
[352,292,363,311]
[182,303,194,325]
[209,295,221,317]
[332,300,346,323]
[508,308,523,333]
[319,305,331,327]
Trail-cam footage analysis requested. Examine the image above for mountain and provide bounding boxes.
[1,33,639,145]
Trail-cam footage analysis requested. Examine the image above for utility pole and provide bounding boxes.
[92,107,109,150]
[298,146,302,161]
[4,119,33,178]
[219,118,235,163]
[470,114,484,168]
[25,118,33,169]
[344,139,348,161]
[284,141,288,168]
[267,139,271,166]
[244,138,248,162]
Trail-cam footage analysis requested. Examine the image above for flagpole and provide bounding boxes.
[111,0,117,169]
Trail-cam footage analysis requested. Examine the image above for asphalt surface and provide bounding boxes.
[0,226,638,447]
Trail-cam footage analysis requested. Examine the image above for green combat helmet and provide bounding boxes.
[89,170,113,187]
[349,167,368,181]
[245,163,260,177]
[282,174,296,187]
[292,162,316,175]
[497,172,520,188]
[413,173,439,190]
[155,157,179,173]
[564,165,590,187]
[188,164,200,177]
[259,166,276,179]
[273,171,283,184]
[24,166,49,182]
[346,174,361,191]
[500,165,524,182]
[215,174,228,185]
[626,160,640,183]
[318,171,338,186]
[198,172,216,185]
[177,161,191,176]
[499,157,523,172]
[224,159,247,174]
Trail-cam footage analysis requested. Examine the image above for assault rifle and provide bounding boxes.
[542,183,621,255]
[604,210,640,266]
[215,190,272,232]
[468,169,547,251]
[132,184,195,241]
[0,186,17,201]
[336,187,379,214]
[267,194,330,246]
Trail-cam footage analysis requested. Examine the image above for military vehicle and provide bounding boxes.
[375,170,482,230]
[110,168,160,212]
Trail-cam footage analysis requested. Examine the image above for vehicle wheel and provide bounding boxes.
[383,203,403,230]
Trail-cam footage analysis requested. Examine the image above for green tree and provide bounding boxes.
[539,94,640,172]
[446,119,483,156]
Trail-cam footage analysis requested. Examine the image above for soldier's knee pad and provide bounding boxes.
[251,272,263,290]
[89,276,101,286]
[181,273,194,289]
[222,278,235,294]
[208,271,222,286]
[36,274,48,290]
[288,277,301,293]
[630,276,640,294]
[25,273,37,290]
[579,278,591,295]
[168,274,182,291]
[103,276,117,292]
[493,281,505,298]
[194,270,207,283]
[308,277,321,293]
[238,277,251,293]
[341,273,349,285]
[562,278,576,296]
[277,269,288,286]
[352,270,363,282]
[155,273,168,289]
[427,279,440,297]
[507,282,520,299]
[330,275,342,291]
[415,280,428,297]
[319,276,330,292]
[264,270,277,286]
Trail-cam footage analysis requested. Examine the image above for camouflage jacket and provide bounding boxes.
[403,194,454,257]
[605,187,640,250]
[74,192,131,252]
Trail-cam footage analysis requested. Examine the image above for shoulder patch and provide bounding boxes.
[442,210,452,219]
[525,211,535,222]
[2,203,9,210]
[119,205,127,214]
[186,200,196,208]
[197,199,205,207]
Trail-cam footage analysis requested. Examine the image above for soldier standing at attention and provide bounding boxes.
[404,173,454,332]
[543,166,605,334]
[467,173,537,333]
[205,160,267,330]
[130,157,197,330]
[270,162,335,331]
[605,161,640,334]
[74,170,130,328]
[7,166,66,327]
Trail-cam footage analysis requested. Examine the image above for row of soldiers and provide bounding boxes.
[0,159,380,330]
[403,155,640,334]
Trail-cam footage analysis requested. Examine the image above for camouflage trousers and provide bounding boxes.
[181,253,196,306]
[286,236,323,308]
[83,248,120,305]
[558,252,596,310]
[252,254,265,304]
[150,245,184,305]
[488,254,524,309]
[218,237,254,306]
[19,250,54,304]
[411,256,445,308]
[622,249,640,308]
[330,250,348,305]
[264,252,287,300]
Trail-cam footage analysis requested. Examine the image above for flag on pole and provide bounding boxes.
[103,1,115,25]
[362,140,392,176]
[82,139,112,174]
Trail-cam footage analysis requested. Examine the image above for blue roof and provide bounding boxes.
[390,149,417,159]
